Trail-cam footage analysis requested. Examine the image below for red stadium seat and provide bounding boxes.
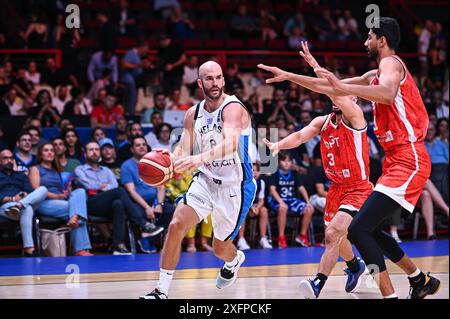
[225,39,245,49]
[204,39,225,49]
[247,39,266,49]
[183,39,203,49]
[268,39,287,50]
[209,20,227,31]
[132,1,152,11]
[275,3,293,14]
[118,37,137,49]
[78,38,96,49]
[144,20,165,30]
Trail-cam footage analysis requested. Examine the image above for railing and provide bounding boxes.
[0,49,62,68]
[0,48,420,72]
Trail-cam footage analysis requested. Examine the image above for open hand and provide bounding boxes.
[174,154,203,173]
[299,41,320,69]
[263,138,280,157]
[257,64,290,84]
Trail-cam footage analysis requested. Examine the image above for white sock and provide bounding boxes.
[157,268,174,295]
[384,293,398,299]
[225,253,239,268]
[408,268,421,278]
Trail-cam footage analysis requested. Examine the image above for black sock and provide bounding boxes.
[346,257,360,273]
[410,272,426,287]
[313,273,328,290]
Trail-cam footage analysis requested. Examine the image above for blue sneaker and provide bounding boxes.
[299,279,321,299]
[344,257,368,293]
[138,237,157,254]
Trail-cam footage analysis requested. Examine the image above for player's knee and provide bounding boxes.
[167,219,187,237]
[325,226,342,246]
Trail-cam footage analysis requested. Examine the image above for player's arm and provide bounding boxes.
[263,115,327,156]
[316,58,402,105]
[174,103,243,172]
[171,106,196,159]
[329,95,366,130]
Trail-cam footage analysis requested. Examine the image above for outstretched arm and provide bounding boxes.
[263,115,326,156]
[316,57,402,105]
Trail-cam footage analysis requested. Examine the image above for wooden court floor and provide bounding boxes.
[0,256,447,299]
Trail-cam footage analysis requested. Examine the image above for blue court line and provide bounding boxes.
[0,240,448,277]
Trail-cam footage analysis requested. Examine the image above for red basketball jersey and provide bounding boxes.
[370,55,429,152]
[320,113,370,185]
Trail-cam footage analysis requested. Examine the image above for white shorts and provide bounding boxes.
[178,172,257,241]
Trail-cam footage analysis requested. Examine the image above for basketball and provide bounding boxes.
[138,150,174,186]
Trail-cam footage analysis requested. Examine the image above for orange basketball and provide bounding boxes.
[138,150,174,186]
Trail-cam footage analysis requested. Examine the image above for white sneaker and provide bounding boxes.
[237,237,250,250]
[259,237,272,249]
[216,250,245,289]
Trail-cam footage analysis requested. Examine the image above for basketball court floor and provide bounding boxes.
[0,240,448,299]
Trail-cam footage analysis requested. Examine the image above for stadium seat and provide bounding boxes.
[183,39,203,49]
[225,39,245,49]
[204,39,225,49]
[247,39,266,49]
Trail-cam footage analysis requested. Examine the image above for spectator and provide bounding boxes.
[29,89,61,127]
[86,68,114,102]
[436,118,449,145]
[432,92,449,120]
[144,111,164,146]
[75,141,134,255]
[52,137,81,174]
[27,125,46,155]
[166,88,190,110]
[90,94,124,128]
[14,131,35,173]
[158,33,187,95]
[0,125,8,151]
[284,12,306,38]
[154,0,180,19]
[61,128,84,163]
[185,215,213,253]
[418,20,434,85]
[97,11,118,52]
[53,85,70,115]
[22,12,48,49]
[313,9,337,41]
[28,143,93,256]
[0,65,10,98]
[63,87,92,116]
[150,123,173,150]
[230,3,257,39]
[99,138,121,181]
[87,50,119,85]
[24,61,40,85]
[167,6,195,40]
[40,57,76,88]
[0,149,48,257]
[309,165,330,214]
[257,9,277,42]
[112,0,137,36]
[114,116,128,149]
[267,152,314,248]
[224,63,244,94]
[12,68,34,99]
[117,121,146,165]
[120,136,170,247]
[91,127,106,143]
[1,88,25,116]
[425,123,449,204]
[428,41,446,83]
[299,111,320,160]
[419,179,449,240]
[287,27,307,50]
[121,41,149,115]
[182,56,199,96]
[142,92,168,124]
[236,163,272,250]
[337,10,360,40]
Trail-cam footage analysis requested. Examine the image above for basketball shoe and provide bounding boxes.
[216,250,245,289]
[343,257,368,293]
[139,288,168,299]
[408,273,441,299]
[298,279,321,299]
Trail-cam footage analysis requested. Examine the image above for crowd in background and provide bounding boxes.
[0,0,448,257]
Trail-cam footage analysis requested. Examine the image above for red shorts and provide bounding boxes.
[324,181,373,225]
[374,142,431,213]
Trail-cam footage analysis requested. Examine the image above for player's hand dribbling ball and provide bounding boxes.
[139,150,174,186]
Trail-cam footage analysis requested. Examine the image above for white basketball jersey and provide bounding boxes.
[193,95,253,184]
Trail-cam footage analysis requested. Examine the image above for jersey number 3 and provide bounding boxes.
[327,153,335,166]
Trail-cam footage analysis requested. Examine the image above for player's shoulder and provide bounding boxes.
[379,55,404,71]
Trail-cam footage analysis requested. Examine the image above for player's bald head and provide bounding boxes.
[198,61,223,79]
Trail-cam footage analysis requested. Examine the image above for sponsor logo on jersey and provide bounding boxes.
[323,136,340,150]
[188,192,205,204]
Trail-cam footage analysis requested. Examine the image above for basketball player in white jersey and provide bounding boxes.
[140,61,256,299]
